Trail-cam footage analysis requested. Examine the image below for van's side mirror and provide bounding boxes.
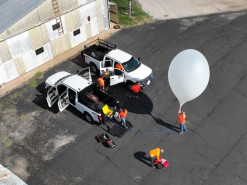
[138,57,141,61]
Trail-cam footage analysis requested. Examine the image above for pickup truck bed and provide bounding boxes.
[78,84,117,112]
[83,39,116,61]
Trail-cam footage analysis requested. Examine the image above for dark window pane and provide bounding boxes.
[35,47,44,55]
[73,29,80,36]
[52,23,60,31]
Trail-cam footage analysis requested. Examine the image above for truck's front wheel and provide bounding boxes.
[90,63,99,74]
[84,112,94,124]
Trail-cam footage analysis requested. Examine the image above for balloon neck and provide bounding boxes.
[179,103,183,110]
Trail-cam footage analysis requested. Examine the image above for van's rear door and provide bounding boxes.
[58,90,69,112]
[46,87,59,107]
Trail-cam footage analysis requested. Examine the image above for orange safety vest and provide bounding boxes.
[97,78,104,88]
[115,63,123,70]
[149,148,161,162]
[178,113,185,124]
[119,110,127,118]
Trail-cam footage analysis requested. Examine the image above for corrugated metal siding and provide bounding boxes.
[90,18,99,36]
[0,60,19,83]
[65,9,82,33]
[51,34,71,57]
[59,0,78,14]
[22,43,53,72]
[0,164,28,185]
[0,0,54,41]
[46,15,67,41]
[29,24,50,50]
[0,0,108,85]
[102,0,109,30]
[0,41,12,63]
[85,23,92,39]
[78,0,87,6]
[14,57,26,76]
[70,25,87,47]
[7,32,32,58]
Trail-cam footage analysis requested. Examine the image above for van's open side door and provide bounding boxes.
[58,90,69,112]
[46,87,59,107]
[110,69,124,86]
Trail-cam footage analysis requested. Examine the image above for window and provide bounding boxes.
[35,47,44,55]
[104,57,112,67]
[57,84,67,96]
[52,23,60,31]
[73,29,80,36]
[87,16,90,22]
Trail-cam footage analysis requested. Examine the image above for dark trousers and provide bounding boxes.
[149,156,155,167]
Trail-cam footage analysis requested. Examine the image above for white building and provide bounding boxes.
[0,0,109,85]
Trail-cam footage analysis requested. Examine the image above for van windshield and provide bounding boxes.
[122,57,141,72]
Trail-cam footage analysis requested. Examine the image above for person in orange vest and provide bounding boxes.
[97,77,105,90]
[119,109,128,129]
[178,109,187,134]
[149,148,164,167]
[115,63,123,70]
[131,82,141,99]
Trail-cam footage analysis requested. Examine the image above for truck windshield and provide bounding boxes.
[122,57,141,72]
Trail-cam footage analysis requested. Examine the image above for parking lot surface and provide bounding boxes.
[1,11,247,185]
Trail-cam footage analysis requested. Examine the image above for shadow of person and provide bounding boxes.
[134,151,151,167]
[150,114,180,133]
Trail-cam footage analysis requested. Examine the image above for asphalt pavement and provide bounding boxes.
[1,11,247,185]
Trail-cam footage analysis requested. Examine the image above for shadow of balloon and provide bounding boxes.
[150,114,180,133]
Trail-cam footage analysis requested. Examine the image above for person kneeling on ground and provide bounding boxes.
[149,148,164,168]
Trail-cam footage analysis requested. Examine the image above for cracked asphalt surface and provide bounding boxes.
[1,11,247,185]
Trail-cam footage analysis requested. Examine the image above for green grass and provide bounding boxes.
[19,114,25,123]
[111,0,151,26]
[33,71,43,78]
[11,92,19,100]
[1,137,12,147]
[29,80,37,88]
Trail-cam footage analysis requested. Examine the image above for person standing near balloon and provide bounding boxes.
[178,110,187,134]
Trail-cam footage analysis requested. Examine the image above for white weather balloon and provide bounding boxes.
[168,49,210,108]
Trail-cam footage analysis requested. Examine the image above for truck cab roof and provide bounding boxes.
[107,49,132,63]
[45,71,92,91]
[62,75,92,92]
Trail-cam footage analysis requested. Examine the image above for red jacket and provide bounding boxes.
[132,84,141,93]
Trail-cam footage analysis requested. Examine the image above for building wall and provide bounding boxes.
[0,0,95,40]
[0,0,109,85]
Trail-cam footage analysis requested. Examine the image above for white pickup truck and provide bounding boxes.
[45,68,120,124]
[82,39,153,89]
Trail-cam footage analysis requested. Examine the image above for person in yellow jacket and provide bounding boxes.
[149,148,164,167]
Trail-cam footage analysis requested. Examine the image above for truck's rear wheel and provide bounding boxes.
[84,112,94,124]
[90,63,99,74]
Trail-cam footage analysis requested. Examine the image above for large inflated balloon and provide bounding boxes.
[168,49,210,108]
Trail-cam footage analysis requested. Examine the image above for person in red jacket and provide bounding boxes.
[131,82,141,99]
[178,109,187,134]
